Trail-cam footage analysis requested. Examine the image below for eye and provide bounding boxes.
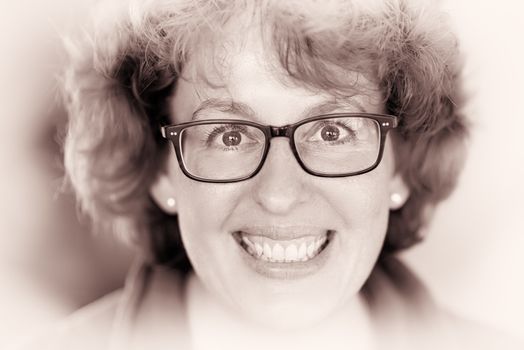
[320,124,341,142]
[222,130,242,146]
[302,120,355,145]
[202,124,264,152]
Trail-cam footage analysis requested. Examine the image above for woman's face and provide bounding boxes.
[152,37,407,328]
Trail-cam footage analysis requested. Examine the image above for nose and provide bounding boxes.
[250,138,311,215]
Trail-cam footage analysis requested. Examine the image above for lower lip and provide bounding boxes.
[233,232,335,280]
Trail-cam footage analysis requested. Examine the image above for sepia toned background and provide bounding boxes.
[1,0,523,347]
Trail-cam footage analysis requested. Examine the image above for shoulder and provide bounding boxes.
[366,254,524,350]
[15,262,189,350]
[14,290,121,350]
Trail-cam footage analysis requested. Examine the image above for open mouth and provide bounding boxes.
[232,230,334,263]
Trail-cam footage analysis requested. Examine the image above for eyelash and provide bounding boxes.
[311,121,357,143]
[203,124,249,148]
[198,119,358,150]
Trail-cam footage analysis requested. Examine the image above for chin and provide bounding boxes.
[221,229,363,331]
[186,217,384,332]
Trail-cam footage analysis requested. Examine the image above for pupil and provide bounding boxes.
[321,125,340,141]
[222,131,242,146]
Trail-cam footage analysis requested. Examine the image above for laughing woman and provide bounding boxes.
[23,0,520,349]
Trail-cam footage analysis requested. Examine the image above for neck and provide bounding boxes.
[186,272,376,350]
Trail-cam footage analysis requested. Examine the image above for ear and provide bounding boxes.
[389,172,410,210]
[150,172,178,214]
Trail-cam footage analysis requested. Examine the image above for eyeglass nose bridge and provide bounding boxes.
[269,125,292,138]
[262,125,302,176]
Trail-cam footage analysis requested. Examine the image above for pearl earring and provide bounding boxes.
[167,198,176,207]
[390,193,403,206]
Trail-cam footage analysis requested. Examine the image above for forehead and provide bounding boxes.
[169,4,385,124]
[172,60,382,127]
[172,30,382,120]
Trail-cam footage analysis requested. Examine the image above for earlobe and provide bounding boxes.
[150,173,178,214]
[389,172,410,210]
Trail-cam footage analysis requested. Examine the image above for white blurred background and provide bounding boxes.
[0,0,523,347]
[403,0,524,340]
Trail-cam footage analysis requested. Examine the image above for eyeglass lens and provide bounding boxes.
[180,123,267,180]
[294,117,380,175]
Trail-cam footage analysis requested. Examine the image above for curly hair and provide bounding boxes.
[62,0,468,271]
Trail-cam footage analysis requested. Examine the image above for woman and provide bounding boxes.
[26,0,518,349]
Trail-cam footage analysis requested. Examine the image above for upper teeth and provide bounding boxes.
[240,234,328,263]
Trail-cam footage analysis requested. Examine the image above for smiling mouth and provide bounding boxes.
[232,230,334,263]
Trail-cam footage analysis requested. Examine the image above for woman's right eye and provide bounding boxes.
[203,124,260,151]
[221,130,242,147]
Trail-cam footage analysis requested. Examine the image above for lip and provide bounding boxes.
[231,225,330,241]
[232,229,336,280]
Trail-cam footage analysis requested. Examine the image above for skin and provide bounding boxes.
[150,33,409,330]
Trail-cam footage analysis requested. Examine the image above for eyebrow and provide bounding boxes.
[304,99,366,117]
[191,97,368,122]
[192,98,256,121]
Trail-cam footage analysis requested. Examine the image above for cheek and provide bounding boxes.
[324,137,395,229]
[321,160,393,284]
[174,180,241,239]
[173,176,251,307]
[323,169,391,233]
[170,158,244,267]
[165,148,241,230]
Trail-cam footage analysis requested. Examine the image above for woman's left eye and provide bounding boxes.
[319,124,342,142]
[308,122,355,144]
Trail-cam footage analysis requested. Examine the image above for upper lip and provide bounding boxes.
[232,225,334,241]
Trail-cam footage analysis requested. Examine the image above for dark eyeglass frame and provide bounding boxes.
[160,113,398,183]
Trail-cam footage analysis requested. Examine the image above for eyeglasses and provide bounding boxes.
[160,113,398,183]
